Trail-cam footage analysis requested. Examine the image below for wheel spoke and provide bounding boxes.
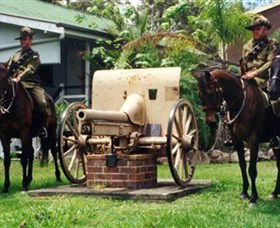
[172,143,181,155]
[76,155,81,178]
[66,120,79,139]
[174,148,182,169]
[178,109,183,134]
[188,129,196,136]
[185,114,192,134]
[172,134,181,142]
[68,149,77,171]
[179,154,185,180]
[64,144,78,157]
[174,116,183,137]
[182,154,188,180]
[63,136,77,144]
[182,106,187,134]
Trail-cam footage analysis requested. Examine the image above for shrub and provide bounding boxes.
[55,102,68,124]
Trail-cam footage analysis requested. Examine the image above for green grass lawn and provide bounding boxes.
[0,160,280,227]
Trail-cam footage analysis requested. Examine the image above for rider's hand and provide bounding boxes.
[12,77,20,82]
[242,71,258,80]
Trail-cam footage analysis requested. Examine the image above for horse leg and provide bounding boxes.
[1,136,11,193]
[235,139,250,199]
[49,126,61,182]
[40,137,49,167]
[248,137,259,204]
[21,134,34,191]
[269,148,280,199]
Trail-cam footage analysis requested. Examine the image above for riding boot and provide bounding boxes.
[38,105,49,139]
[39,126,48,139]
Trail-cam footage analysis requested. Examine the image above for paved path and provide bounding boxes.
[28,180,211,202]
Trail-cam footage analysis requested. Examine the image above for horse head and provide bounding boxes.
[192,69,244,125]
[0,62,10,91]
[192,70,222,126]
[268,56,280,101]
[0,63,16,114]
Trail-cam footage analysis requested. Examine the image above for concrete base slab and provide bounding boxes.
[28,180,211,201]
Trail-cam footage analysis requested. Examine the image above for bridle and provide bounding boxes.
[0,77,17,114]
[207,77,246,126]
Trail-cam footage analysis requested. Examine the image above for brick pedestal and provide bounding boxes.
[86,154,157,189]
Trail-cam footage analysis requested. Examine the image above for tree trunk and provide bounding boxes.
[222,41,227,69]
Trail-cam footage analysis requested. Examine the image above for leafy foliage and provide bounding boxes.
[271,28,280,43]
[55,102,68,124]
[161,1,198,31]
[198,0,252,62]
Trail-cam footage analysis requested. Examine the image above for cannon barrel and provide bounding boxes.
[77,109,129,122]
[77,93,145,125]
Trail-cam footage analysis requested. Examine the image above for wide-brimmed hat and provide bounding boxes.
[245,15,272,30]
[15,27,34,40]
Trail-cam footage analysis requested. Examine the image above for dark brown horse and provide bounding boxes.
[0,63,61,192]
[193,69,280,205]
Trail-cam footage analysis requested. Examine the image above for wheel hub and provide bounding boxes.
[181,134,194,150]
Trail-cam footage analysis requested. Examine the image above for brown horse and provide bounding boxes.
[0,63,61,192]
[193,68,280,205]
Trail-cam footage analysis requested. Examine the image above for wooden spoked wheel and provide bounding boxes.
[58,102,87,184]
[166,99,199,187]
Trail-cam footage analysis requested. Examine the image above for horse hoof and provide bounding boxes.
[56,178,62,183]
[1,189,9,194]
[249,202,257,208]
[268,194,278,200]
[240,193,250,200]
[21,187,28,192]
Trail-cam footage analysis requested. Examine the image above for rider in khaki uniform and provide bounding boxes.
[241,15,277,89]
[241,15,280,148]
[6,27,48,138]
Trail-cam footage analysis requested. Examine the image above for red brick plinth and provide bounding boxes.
[86,154,157,189]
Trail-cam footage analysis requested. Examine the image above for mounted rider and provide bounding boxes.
[240,15,280,148]
[240,15,277,94]
[6,27,48,138]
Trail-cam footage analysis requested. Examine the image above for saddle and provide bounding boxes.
[21,85,34,109]
[20,83,49,118]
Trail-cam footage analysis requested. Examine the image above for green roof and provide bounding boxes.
[0,0,116,33]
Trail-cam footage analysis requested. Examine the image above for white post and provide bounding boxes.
[85,41,90,107]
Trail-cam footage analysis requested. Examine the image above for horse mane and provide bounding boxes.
[210,68,264,115]
[210,69,241,85]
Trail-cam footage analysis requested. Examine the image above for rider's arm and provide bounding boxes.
[17,53,40,80]
[256,43,277,79]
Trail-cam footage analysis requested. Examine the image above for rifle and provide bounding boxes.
[7,50,33,77]
[239,57,248,76]
[239,38,270,76]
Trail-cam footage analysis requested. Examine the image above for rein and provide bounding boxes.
[0,77,17,114]
[214,78,246,126]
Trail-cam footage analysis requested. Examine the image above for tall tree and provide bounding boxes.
[199,0,252,66]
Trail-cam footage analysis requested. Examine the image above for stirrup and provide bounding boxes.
[39,127,48,139]
[269,136,280,150]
